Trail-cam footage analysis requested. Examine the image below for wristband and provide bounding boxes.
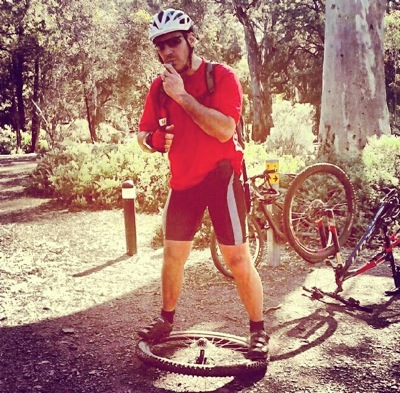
[144,130,167,153]
[143,132,156,151]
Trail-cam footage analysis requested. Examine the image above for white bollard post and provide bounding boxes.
[122,180,137,256]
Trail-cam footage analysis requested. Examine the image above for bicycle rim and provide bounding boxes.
[136,330,267,377]
[210,215,264,278]
[283,163,356,263]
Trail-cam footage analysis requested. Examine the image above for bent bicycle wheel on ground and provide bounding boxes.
[283,163,356,263]
[137,330,267,377]
[210,215,264,278]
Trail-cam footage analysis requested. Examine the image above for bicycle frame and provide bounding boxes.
[335,224,400,292]
[332,188,400,293]
[248,170,286,243]
[304,187,400,310]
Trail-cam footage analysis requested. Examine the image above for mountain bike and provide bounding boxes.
[303,186,400,310]
[136,330,267,377]
[210,163,356,278]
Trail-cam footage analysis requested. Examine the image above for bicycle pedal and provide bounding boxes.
[347,297,360,306]
[311,289,324,300]
[385,287,400,296]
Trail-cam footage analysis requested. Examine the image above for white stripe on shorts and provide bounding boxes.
[227,173,243,244]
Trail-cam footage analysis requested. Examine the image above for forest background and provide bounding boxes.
[0,0,399,240]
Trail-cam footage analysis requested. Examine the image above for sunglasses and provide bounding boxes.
[154,35,184,51]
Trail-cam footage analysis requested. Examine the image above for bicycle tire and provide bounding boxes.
[210,215,264,279]
[136,330,267,377]
[283,163,356,263]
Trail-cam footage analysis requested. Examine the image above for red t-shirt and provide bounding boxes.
[139,60,243,190]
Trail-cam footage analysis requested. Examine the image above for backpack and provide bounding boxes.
[157,61,251,212]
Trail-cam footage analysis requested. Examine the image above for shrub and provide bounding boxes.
[0,126,49,154]
[0,126,30,154]
[361,134,399,187]
[0,125,15,154]
[28,138,170,211]
[355,135,400,228]
[266,98,317,161]
[323,135,400,239]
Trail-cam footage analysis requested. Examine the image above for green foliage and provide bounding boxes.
[0,126,20,154]
[58,119,125,144]
[28,137,170,211]
[361,135,400,188]
[0,126,48,154]
[384,11,400,50]
[322,135,400,237]
[242,98,316,185]
[267,98,316,159]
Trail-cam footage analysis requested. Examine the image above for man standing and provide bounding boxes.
[137,8,268,360]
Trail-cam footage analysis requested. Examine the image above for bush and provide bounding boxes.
[28,138,170,211]
[324,134,400,238]
[362,135,399,187]
[267,98,317,161]
[0,126,49,154]
[0,126,30,154]
[0,125,15,154]
[355,135,400,228]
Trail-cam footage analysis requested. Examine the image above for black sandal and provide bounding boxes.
[137,316,173,341]
[247,330,269,360]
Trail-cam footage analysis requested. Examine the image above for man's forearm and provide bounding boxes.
[175,93,236,142]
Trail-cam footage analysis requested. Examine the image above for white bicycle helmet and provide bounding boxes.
[149,8,193,42]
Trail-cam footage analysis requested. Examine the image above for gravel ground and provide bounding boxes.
[0,154,399,393]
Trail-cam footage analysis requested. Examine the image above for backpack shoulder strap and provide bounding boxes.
[205,61,215,94]
[157,82,168,130]
[205,61,246,149]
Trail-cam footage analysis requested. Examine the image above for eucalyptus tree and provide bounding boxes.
[0,0,43,149]
[319,0,390,157]
[116,5,161,132]
[209,0,325,142]
[49,0,127,142]
[274,0,325,133]
[384,8,400,133]
[0,0,73,151]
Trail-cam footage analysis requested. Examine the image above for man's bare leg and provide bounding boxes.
[161,240,192,311]
[218,242,263,321]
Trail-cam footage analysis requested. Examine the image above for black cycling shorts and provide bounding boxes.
[163,160,247,245]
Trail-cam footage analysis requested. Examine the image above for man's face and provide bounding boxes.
[153,32,193,73]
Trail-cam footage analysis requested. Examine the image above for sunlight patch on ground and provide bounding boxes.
[0,211,210,327]
[266,264,397,374]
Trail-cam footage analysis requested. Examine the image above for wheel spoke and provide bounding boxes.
[137,331,267,377]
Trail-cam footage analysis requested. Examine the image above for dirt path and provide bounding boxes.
[0,155,399,393]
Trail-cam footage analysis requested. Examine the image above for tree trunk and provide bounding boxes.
[319,0,390,158]
[13,52,26,133]
[234,2,274,142]
[31,57,41,153]
[11,96,22,150]
[84,92,96,143]
[11,52,25,149]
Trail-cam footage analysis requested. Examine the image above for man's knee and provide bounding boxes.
[164,240,192,264]
[225,253,252,276]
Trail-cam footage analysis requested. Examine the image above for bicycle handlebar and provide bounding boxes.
[248,170,281,203]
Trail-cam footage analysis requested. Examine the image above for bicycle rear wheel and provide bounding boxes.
[283,163,356,263]
[210,215,264,279]
[137,330,267,377]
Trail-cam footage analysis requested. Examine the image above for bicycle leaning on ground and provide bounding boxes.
[210,163,357,278]
[303,186,400,310]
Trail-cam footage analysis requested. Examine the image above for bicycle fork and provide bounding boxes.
[386,227,400,290]
[322,209,345,292]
